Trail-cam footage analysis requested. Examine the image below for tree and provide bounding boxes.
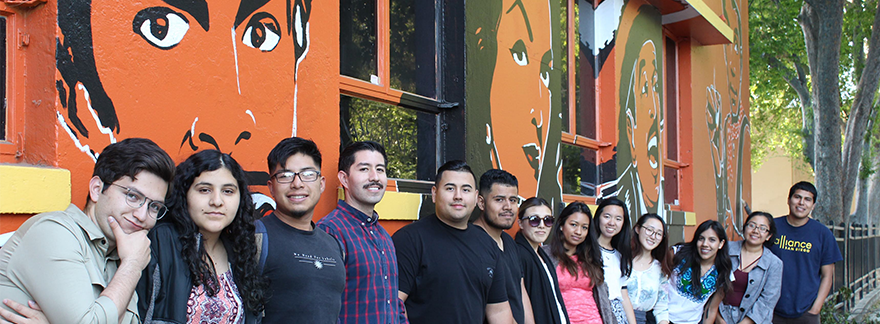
[750,0,880,223]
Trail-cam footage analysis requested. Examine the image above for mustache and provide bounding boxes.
[363,181,384,189]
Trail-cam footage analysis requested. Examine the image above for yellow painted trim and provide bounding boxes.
[0,165,71,214]
[687,0,734,43]
[336,188,423,220]
[684,211,697,226]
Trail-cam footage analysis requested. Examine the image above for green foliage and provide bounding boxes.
[820,287,880,324]
[344,97,419,179]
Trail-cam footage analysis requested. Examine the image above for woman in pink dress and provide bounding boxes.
[543,202,617,324]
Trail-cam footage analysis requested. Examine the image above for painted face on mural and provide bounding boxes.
[628,40,662,209]
[57,0,310,184]
[489,0,553,197]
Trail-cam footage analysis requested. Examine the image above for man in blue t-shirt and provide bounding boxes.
[770,181,842,324]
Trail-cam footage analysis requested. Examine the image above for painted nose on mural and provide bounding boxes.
[177,112,256,160]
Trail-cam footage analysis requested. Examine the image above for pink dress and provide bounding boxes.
[186,269,244,324]
[556,258,602,324]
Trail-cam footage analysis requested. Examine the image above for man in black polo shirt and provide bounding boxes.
[473,169,533,324]
[393,161,514,324]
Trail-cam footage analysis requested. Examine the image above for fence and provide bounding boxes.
[827,223,880,310]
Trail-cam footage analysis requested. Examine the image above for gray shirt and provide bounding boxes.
[719,241,783,324]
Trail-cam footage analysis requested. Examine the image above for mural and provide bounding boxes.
[579,0,626,76]
[706,0,749,239]
[599,5,665,221]
[466,0,564,206]
[55,0,312,190]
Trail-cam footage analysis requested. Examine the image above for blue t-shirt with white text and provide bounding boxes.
[769,216,842,318]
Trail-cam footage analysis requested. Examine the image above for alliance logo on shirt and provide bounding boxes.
[775,235,813,253]
[294,253,339,269]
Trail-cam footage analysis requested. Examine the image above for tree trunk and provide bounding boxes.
[801,0,845,224]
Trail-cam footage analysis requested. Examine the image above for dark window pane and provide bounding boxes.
[340,95,436,181]
[340,0,378,82]
[664,167,679,205]
[575,1,594,138]
[665,37,678,160]
[561,144,597,196]
[390,0,436,97]
[560,0,569,133]
[0,16,6,141]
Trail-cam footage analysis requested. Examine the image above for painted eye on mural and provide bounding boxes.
[132,7,190,50]
[509,40,529,66]
[242,13,281,52]
[540,51,552,87]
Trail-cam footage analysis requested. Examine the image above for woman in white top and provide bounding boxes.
[666,220,732,324]
[627,213,671,324]
[591,197,637,324]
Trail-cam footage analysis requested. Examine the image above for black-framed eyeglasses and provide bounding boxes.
[271,170,321,183]
[523,215,554,227]
[111,184,167,219]
[745,222,770,234]
[641,225,664,238]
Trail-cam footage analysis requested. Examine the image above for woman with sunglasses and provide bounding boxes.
[626,214,671,324]
[666,220,732,324]
[514,197,569,324]
[137,150,269,323]
[714,212,782,324]
[543,202,615,324]
[591,197,637,324]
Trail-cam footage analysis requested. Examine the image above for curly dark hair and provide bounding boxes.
[549,202,604,285]
[672,220,732,299]
[166,150,269,313]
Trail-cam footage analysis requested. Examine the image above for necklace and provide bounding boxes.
[739,249,763,272]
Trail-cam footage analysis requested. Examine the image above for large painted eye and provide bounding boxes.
[509,40,529,66]
[242,12,281,52]
[132,7,190,49]
[540,50,552,88]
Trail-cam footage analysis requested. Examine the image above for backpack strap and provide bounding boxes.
[254,219,269,273]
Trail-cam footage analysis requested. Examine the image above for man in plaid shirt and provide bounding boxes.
[317,141,408,323]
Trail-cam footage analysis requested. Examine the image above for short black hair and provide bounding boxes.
[788,181,818,202]
[338,141,387,173]
[267,137,322,174]
[93,138,175,193]
[435,160,476,186]
[478,169,518,196]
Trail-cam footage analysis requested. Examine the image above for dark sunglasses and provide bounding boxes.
[523,215,554,227]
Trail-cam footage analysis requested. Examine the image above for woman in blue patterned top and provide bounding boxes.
[665,220,731,324]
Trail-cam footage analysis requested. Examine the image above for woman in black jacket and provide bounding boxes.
[137,150,269,323]
[514,197,569,324]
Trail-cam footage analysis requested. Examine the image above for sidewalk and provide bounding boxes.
[850,285,880,322]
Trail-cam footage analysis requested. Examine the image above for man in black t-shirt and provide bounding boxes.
[261,137,346,324]
[473,169,532,324]
[393,160,514,324]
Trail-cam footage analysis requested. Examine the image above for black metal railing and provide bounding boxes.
[826,223,880,310]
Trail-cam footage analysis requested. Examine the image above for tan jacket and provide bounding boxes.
[0,204,139,324]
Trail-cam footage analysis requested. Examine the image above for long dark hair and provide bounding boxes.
[549,202,604,285]
[631,213,672,277]
[592,197,633,277]
[744,211,777,249]
[672,220,732,299]
[166,150,269,312]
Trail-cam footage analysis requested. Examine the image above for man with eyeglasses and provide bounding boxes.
[259,137,345,324]
[0,138,175,323]
[316,141,407,324]
[393,161,514,324]
[473,169,533,324]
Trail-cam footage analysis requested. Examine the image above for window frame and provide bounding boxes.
[0,8,19,162]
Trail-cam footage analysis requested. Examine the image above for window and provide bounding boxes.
[339,0,444,182]
[0,15,6,142]
[664,35,682,206]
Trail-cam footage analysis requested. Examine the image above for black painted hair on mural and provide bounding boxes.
[435,160,476,187]
[339,141,387,174]
[549,202,604,285]
[672,220,732,299]
[744,211,777,249]
[92,138,175,195]
[56,0,312,146]
[267,137,322,174]
[165,150,269,313]
[631,213,672,277]
[592,197,634,277]
[479,169,518,196]
[788,181,818,202]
